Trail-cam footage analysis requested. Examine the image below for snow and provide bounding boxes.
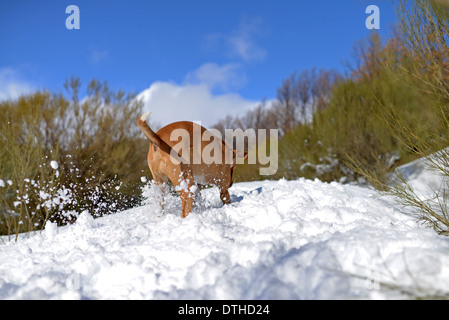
[395,155,448,198]
[50,161,59,170]
[140,111,151,122]
[2,168,449,300]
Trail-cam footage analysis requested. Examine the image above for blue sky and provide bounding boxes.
[0,0,396,126]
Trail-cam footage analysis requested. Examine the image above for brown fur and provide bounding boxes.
[137,113,247,218]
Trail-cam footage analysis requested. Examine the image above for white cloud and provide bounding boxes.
[90,49,109,65]
[136,81,258,128]
[0,67,35,101]
[227,17,266,62]
[202,17,267,63]
[136,16,268,129]
[184,62,246,91]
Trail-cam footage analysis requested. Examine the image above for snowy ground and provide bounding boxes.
[1,170,449,299]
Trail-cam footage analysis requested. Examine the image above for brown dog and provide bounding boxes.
[137,112,247,218]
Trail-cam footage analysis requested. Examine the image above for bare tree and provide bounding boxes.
[274,73,300,135]
[297,70,311,124]
[312,69,343,112]
[212,67,342,138]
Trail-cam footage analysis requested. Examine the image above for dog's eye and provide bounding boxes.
[153,145,158,152]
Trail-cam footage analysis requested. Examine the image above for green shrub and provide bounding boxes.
[0,79,149,239]
[354,0,449,235]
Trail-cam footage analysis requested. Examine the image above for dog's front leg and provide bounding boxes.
[179,190,194,218]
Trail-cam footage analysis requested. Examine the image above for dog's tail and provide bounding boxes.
[137,112,186,163]
[137,112,162,147]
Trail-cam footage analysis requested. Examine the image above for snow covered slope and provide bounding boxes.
[395,155,448,198]
[1,178,449,299]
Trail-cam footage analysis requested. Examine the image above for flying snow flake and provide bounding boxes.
[175,180,189,192]
[39,191,50,200]
[50,160,59,170]
[0,179,4,187]
[50,161,59,170]
[189,185,198,193]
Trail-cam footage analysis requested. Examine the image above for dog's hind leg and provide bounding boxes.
[219,188,231,205]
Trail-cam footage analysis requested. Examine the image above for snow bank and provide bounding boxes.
[395,156,448,198]
[1,178,449,299]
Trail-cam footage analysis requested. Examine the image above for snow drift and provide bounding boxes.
[2,173,449,299]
